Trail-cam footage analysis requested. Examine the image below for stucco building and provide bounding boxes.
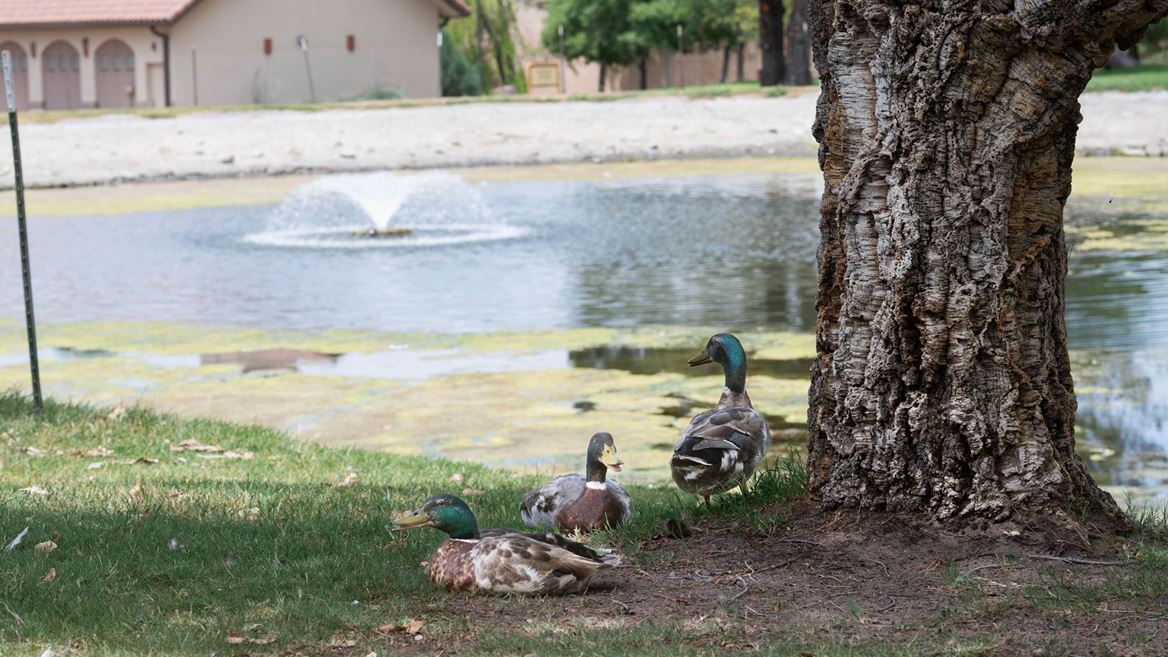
[0,0,469,110]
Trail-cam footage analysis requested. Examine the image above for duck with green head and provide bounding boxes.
[520,432,633,532]
[670,333,772,506]
[393,493,617,595]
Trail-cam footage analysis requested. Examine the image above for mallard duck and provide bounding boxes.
[392,493,616,595]
[519,432,633,532]
[671,333,772,506]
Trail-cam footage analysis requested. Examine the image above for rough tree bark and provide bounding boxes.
[807,0,1168,522]
[760,0,786,85]
[786,0,813,85]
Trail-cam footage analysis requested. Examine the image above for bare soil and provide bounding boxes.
[349,501,1166,656]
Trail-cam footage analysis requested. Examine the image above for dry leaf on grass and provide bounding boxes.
[19,486,48,496]
[375,619,425,635]
[35,540,57,554]
[85,446,115,457]
[449,473,464,483]
[461,488,484,497]
[195,450,255,460]
[23,446,46,456]
[128,481,142,498]
[41,567,56,582]
[117,457,159,465]
[335,473,359,488]
[107,407,127,421]
[172,439,225,453]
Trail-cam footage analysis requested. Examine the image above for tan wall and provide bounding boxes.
[0,27,165,108]
[169,0,442,105]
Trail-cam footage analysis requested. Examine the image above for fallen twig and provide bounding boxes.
[1029,554,1134,566]
[728,576,750,602]
[611,599,632,614]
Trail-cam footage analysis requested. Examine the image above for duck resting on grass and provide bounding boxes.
[671,333,772,507]
[519,431,633,533]
[392,493,617,595]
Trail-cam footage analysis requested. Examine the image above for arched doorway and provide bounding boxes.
[0,42,30,111]
[42,40,81,110]
[95,39,135,108]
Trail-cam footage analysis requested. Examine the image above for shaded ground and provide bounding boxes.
[362,502,1168,657]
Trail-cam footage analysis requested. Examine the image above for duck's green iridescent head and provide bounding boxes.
[688,333,748,393]
[585,431,623,482]
[392,494,479,539]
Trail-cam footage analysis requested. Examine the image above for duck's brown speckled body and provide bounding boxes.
[397,494,618,596]
[520,433,633,532]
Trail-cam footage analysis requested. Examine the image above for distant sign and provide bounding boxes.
[527,62,561,92]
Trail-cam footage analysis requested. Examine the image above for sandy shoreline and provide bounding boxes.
[3,90,1166,190]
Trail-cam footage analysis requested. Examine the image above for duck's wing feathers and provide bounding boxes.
[470,533,612,595]
[607,478,633,520]
[672,406,772,492]
[479,526,612,562]
[519,474,586,528]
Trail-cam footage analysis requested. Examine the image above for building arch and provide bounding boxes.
[42,40,81,110]
[95,39,136,108]
[0,42,31,111]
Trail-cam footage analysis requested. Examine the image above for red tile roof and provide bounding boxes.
[0,0,201,27]
[0,0,470,27]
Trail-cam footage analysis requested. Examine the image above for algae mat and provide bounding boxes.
[0,322,814,484]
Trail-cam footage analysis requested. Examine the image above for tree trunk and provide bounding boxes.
[721,46,731,84]
[784,0,812,85]
[807,0,1167,522]
[640,57,648,90]
[759,0,785,86]
[598,63,607,93]
[737,44,745,83]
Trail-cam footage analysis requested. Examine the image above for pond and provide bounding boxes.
[0,166,1165,505]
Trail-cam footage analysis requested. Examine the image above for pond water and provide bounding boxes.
[1,169,1166,503]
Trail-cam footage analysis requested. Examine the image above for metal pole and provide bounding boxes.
[676,24,685,89]
[2,50,43,411]
[296,35,317,103]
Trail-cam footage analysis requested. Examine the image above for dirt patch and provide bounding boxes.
[354,502,1166,656]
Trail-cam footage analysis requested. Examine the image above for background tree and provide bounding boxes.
[807,0,1167,523]
[730,0,760,82]
[784,0,811,85]
[447,0,526,93]
[630,0,754,84]
[543,0,641,91]
[759,0,785,86]
[440,29,483,97]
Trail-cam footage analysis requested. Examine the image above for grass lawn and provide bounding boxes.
[2,392,1166,656]
[0,392,801,656]
[1087,64,1168,92]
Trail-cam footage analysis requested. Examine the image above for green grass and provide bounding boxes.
[0,392,805,656]
[1,82,794,126]
[1086,64,1168,92]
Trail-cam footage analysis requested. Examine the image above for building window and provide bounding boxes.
[46,56,54,72]
[72,55,79,71]
[19,55,27,72]
[126,54,134,70]
[100,55,109,71]
[112,55,121,71]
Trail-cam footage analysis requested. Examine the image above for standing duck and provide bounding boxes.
[519,432,633,532]
[392,494,616,595]
[671,333,772,506]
